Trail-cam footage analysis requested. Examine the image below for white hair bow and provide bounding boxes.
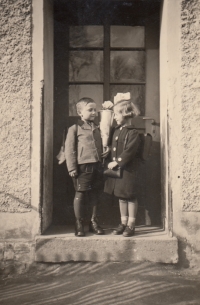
[114,92,131,104]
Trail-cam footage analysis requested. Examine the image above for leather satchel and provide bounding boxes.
[56,128,67,164]
[56,125,78,164]
[103,163,122,178]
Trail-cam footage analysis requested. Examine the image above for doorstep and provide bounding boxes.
[35,226,178,263]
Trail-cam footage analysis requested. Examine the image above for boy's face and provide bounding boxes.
[114,105,126,125]
[80,102,97,121]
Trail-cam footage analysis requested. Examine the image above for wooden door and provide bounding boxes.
[53,0,161,226]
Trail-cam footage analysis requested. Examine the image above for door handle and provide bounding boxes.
[142,117,160,127]
[142,117,155,125]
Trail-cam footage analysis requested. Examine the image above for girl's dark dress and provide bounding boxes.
[104,125,141,199]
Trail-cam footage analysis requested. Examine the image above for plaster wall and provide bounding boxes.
[160,0,200,268]
[0,0,31,213]
[0,0,36,236]
[0,0,39,273]
[0,0,54,273]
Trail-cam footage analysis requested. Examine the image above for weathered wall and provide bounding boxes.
[178,0,200,267]
[0,0,54,274]
[160,0,200,268]
[181,0,200,212]
[0,0,31,213]
[0,241,35,275]
[0,0,37,274]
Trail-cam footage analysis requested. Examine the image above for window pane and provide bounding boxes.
[110,85,145,115]
[69,51,103,82]
[111,26,145,48]
[110,51,145,83]
[69,85,103,116]
[70,26,104,48]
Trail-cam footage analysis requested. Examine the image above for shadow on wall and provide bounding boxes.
[1,261,200,305]
[178,237,200,269]
[177,217,200,268]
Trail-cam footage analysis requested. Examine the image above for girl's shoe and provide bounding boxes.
[89,218,104,235]
[123,226,135,237]
[75,218,85,237]
[113,223,126,235]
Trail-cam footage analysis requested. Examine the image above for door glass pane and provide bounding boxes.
[110,85,145,115]
[110,51,145,83]
[70,26,104,47]
[69,51,103,82]
[110,26,145,48]
[69,85,103,116]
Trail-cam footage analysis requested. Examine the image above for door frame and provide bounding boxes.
[31,0,54,234]
[31,0,171,234]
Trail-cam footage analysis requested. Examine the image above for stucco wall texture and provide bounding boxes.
[165,0,200,268]
[159,0,200,268]
[0,0,32,213]
[181,0,200,212]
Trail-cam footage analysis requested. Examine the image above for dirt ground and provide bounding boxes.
[0,262,200,305]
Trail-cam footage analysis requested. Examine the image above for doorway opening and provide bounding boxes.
[51,0,162,234]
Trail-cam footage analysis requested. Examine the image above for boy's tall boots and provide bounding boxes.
[74,191,85,237]
[88,191,104,235]
[89,217,104,235]
[75,218,85,237]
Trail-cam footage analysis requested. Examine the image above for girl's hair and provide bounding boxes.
[76,97,95,115]
[114,100,140,117]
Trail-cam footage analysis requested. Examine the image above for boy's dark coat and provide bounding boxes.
[104,125,141,199]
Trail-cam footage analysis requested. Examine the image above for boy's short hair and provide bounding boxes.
[114,100,140,118]
[76,97,95,116]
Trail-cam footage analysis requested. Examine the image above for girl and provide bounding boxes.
[104,98,141,237]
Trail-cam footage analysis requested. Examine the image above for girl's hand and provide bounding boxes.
[101,146,111,158]
[69,170,78,177]
[108,161,118,169]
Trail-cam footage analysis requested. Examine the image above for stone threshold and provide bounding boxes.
[35,225,178,264]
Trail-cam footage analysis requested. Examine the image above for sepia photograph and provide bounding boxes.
[0,0,200,304]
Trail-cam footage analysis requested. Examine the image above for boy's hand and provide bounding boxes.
[101,146,111,158]
[108,161,118,169]
[69,170,78,177]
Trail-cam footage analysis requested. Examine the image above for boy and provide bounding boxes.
[65,97,108,237]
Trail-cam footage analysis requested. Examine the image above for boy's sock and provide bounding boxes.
[73,191,84,219]
[121,216,128,226]
[127,217,136,229]
[127,199,138,228]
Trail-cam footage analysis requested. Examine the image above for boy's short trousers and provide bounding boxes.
[72,162,104,192]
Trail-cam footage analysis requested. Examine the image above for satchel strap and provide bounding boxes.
[62,124,78,149]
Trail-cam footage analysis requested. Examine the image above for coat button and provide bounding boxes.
[115,136,118,141]
[113,157,116,161]
[113,147,116,151]
[118,157,122,161]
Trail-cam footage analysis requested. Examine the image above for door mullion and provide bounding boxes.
[104,24,110,101]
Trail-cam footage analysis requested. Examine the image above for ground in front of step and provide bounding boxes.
[0,262,200,305]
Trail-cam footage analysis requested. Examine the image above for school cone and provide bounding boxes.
[99,109,114,163]
[99,109,114,146]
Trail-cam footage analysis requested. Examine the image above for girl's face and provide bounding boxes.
[80,103,97,121]
[114,105,126,125]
